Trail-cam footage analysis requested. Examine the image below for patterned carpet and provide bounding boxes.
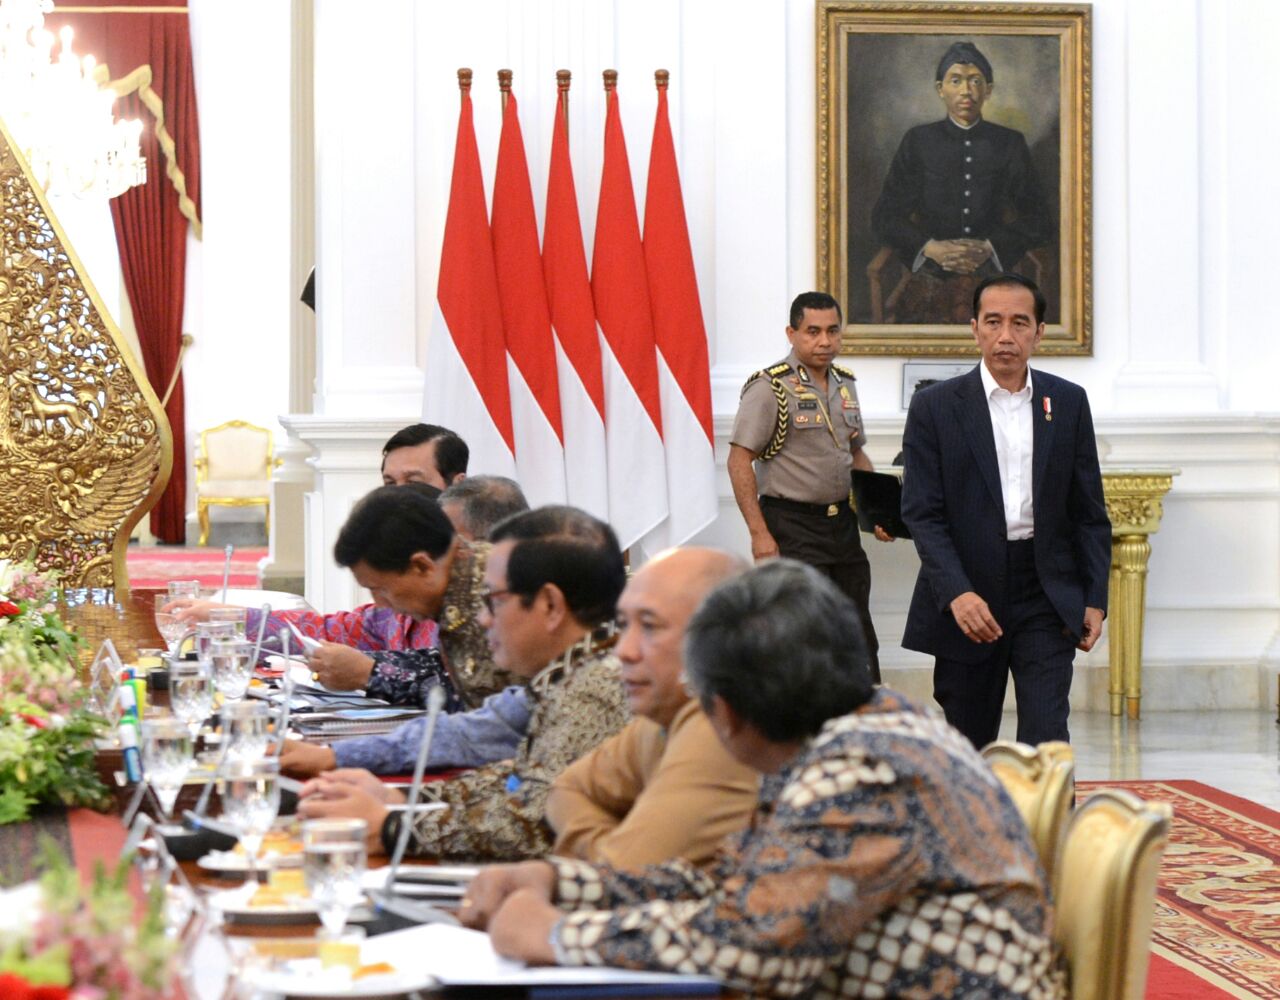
[1077,780,1280,999]
[125,545,267,588]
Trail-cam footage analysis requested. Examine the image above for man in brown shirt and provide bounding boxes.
[546,548,759,869]
[728,292,891,680]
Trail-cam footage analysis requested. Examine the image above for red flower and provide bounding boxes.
[0,973,70,1000]
[0,601,20,617]
[18,713,48,729]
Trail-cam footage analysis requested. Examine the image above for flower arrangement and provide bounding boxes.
[0,560,110,824]
[0,842,178,1000]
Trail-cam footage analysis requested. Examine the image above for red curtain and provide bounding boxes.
[45,1,202,543]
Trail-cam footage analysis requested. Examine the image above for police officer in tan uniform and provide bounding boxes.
[728,292,891,682]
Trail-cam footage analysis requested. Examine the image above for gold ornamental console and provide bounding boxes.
[0,118,171,591]
[1101,469,1178,720]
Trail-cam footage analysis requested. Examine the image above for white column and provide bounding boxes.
[262,0,317,589]
[284,416,419,612]
[313,0,422,418]
[1111,0,1219,411]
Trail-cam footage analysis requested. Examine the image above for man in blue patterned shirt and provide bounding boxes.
[461,560,1062,999]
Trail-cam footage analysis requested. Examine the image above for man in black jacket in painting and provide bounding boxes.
[872,42,1052,324]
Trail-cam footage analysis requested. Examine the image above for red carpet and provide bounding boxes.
[1077,780,1280,999]
[126,546,266,588]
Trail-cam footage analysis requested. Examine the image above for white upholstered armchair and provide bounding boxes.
[193,420,280,545]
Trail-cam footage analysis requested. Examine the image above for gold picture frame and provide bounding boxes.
[817,1,1091,355]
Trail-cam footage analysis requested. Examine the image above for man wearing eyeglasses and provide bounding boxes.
[294,505,631,861]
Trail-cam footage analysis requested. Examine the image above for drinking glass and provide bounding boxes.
[302,818,368,937]
[206,606,248,639]
[220,756,281,884]
[140,715,194,828]
[209,635,254,701]
[169,659,215,740]
[168,580,203,601]
[195,620,237,661]
[223,700,272,763]
[154,594,187,655]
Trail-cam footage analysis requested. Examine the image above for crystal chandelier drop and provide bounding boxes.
[0,0,146,198]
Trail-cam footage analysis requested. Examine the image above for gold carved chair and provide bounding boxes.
[194,420,279,546]
[1053,789,1172,1000]
[982,740,1075,882]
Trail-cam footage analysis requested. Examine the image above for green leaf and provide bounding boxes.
[0,784,33,824]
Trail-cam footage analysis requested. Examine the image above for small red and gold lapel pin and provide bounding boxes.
[1043,396,1053,422]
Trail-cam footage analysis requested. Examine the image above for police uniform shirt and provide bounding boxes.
[730,349,866,504]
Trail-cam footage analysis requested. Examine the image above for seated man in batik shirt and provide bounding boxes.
[462,560,1063,1000]
[295,506,631,863]
[165,425,506,710]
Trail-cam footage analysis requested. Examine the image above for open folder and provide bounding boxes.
[851,468,912,540]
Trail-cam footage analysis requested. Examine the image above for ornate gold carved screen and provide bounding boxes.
[0,119,171,591]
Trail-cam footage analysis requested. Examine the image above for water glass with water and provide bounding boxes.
[195,620,237,661]
[220,756,281,883]
[302,818,368,937]
[140,715,194,827]
[169,659,215,739]
[167,580,202,601]
[209,635,255,701]
[223,700,273,763]
[206,606,248,639]
[154,594,187,654]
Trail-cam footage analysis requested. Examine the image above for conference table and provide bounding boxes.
[3,587,712,999]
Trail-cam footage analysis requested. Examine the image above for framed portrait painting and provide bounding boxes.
[817,2,1091,355]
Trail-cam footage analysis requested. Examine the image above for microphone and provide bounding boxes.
[375,684,459,926]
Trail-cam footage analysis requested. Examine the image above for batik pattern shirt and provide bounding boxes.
[548,689,1064,1000]
[393,635,629,862]
[363,647,461,712]
[247,605,436,657]
[428,540,520,708]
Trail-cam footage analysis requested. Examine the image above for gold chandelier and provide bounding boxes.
[0,0,145,198]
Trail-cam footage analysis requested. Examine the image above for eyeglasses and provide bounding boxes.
[481,589,515,614]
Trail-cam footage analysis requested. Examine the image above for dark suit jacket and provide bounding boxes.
[900,367,1110,663]
[872,118,1053,272]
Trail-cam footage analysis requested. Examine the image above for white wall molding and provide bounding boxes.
[288,409,1280,709]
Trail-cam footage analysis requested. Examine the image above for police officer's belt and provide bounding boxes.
[760,495,851,518]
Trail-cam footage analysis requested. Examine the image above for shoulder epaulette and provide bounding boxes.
[832,362,857,381]
[741,362,793,395]
[742,363,788,399]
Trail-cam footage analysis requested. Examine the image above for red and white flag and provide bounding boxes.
[643,72,716,548]
[423,72,515,478]
[543,75,609,521]
[492,78,567,505]
[592,73,667,550]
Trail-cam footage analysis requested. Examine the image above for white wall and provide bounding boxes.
[198,0,1280,707]
[181,0,294,530]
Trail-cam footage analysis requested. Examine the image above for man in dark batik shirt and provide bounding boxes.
[872,41,1052,325]
[462,561,1063,1000]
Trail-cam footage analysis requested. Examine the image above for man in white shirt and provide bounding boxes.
[900,273,1110,747]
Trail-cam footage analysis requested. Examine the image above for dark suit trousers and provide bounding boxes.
[761,500,881,683]
[933,539,1075,749]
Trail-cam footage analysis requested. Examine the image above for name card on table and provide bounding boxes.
[88,639,124,716]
